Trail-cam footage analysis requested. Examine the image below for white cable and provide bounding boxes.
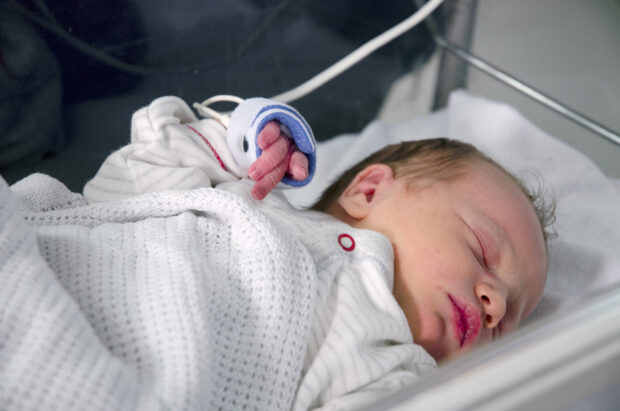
[193,95,245,127]
[194,0,443,123]
[271,0,444,104]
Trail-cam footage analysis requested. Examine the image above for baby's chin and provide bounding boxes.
[415,328,487,363]
[423,342,476,364]
[438,348,472,364]
[419,342,450,364]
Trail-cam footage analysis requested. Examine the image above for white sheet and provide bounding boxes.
[285,90,620,321]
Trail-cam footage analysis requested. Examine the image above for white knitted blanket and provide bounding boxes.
[0,174,316,411]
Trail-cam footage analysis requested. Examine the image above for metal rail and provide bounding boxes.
[435,36,620,147]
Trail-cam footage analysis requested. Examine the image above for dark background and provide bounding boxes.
[1,0,438,191]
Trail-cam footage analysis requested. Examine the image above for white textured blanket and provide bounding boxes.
[0,173,316,410]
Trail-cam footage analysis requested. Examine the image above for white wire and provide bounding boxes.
[271,0,444,104]
[194,0,443,124]
[193,95,245,127]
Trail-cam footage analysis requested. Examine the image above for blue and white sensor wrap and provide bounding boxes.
[227,98,316,187]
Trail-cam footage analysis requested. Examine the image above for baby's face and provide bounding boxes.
[357,161,547,362]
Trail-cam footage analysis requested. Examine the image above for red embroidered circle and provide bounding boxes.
[338,234,355,252]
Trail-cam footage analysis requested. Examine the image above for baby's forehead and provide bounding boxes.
[459,160,528,194]
[401,158,514,191]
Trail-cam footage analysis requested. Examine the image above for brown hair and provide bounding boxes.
[311,138,556,244]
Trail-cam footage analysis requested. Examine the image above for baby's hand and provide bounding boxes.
[247,121,309,200]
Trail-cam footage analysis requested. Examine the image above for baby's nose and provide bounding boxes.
[475,283,507,329]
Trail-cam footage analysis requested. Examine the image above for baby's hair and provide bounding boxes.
[311,138,556,244]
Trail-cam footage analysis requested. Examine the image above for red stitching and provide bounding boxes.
[338,234,355,252]
[185,125,227,171]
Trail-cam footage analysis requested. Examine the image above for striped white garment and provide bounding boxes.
[223,181,438,410]
[2,96,437,410]
[83,96,245,203]
[83,95,437,408]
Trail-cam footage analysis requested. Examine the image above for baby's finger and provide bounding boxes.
[248,136,290,181]
[288,150,309,181]
[251,154,289,200]
[256,121,282,150]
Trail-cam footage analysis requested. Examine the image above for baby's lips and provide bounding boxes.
[449,294,482,349]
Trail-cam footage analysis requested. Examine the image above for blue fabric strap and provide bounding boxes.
[227,98,316,187]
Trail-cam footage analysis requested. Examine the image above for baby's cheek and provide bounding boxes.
[417,330,448,362]
[433,257,475,286]
[431,262,455,284]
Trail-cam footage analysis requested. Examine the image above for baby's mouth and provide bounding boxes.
[448,295,482,348]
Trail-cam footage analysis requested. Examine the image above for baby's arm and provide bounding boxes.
[248,121,309,200]
[83,96,240,203]
[83,96,315,203]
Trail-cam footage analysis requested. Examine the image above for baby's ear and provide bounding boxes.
[338,164,395,220]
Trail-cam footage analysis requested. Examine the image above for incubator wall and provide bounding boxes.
[0,0,436,191]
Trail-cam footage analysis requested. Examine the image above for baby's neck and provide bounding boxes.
[324,202,358,227]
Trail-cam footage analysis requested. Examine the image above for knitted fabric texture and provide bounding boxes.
[0,175,316,410]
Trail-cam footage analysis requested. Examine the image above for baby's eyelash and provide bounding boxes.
[473,248,486,267]
[479,246,487,267]
[472,232,488,267]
